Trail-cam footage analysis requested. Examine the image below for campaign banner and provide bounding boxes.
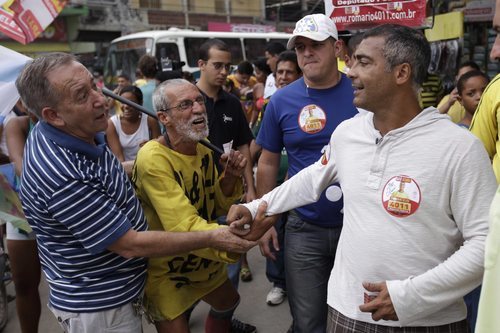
[0,0,67,44]
[325,0,427,31]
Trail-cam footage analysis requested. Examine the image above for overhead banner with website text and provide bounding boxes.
[325,0,427,31]
[0,0,67,44]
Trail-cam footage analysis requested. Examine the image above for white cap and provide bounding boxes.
[287,14,339,50]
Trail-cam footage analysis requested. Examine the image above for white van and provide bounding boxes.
[103,28,292,87]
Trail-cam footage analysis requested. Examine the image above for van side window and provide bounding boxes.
[219,38,243,64]
[269,39,288,48]
[185,37,209,67]
[155,43,181,63]
[185,37,243,67]
[244,39,267,62]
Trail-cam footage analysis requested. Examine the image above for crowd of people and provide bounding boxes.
[0,3,499,333]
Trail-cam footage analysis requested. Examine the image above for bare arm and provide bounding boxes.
[437,91,458,114]
[5,116,30,177]
[105,119,125,162]
[108,226,256,259]
[250,83,265,126]
[255,149,281,256]
[256,149,280,197]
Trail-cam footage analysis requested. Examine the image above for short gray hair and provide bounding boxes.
[15,53,77,118]
[362,24,430,91]
[152,78,195,113]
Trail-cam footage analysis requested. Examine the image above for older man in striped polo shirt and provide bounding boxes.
[15,53,255,333]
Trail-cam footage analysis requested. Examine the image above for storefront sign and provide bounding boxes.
[325,0,427,31]
[208,22,276,33]
[464,0,495,22]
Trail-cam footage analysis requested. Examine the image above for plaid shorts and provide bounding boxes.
[327,307,470,333]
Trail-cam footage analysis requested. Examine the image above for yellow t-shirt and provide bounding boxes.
[470,74,500,183]
[132,140,242,320]
[437,94,465,124]
[227,74,257,91]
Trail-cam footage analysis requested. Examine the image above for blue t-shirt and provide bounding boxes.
[140,80,156,114]
[257,75,357,227]
[20,122,148,312]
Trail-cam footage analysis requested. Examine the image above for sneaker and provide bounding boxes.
[240,267,253,282]
[266,286,286,306]
[231,318,257,333]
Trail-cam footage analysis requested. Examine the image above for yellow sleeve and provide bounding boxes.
[447,102,465,124]
[470,75,500,161]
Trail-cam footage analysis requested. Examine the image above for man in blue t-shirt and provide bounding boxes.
[15,53,254,333]
[256,14,358,332]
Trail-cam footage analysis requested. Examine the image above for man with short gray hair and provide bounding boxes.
[229,24,495,332]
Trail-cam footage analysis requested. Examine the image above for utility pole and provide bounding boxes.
[225,0,231,23]
[301,0,308,16]
[182,0,189,28]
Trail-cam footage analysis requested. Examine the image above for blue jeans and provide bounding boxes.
[285,211,341,333]
[464,285,481,332]
[266,213,287,289]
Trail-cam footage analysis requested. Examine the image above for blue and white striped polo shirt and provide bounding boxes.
[20,121,148,312]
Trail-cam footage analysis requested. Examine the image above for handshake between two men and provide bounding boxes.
[227,202,278,242]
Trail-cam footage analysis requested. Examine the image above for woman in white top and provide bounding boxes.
[106,85,160,175]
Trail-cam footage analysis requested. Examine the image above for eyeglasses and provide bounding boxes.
[160,95,206,112]
[208,61,232,72]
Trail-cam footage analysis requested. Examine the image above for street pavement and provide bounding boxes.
[3,246,292,333]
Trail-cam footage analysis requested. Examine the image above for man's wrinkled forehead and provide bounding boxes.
[51,63,93,92]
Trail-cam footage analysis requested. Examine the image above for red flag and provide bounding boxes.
[0,0,67,44]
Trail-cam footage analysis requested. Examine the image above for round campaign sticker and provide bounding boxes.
[298,104,326,134]
[382,175,421,217]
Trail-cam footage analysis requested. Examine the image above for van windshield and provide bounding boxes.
[104,38,150,87]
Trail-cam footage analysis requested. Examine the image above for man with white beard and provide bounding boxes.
[132,79,250,333]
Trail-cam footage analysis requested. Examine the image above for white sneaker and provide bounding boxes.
[266,286,286,305]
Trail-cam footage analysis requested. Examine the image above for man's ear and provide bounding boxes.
[41,107,65,127]
[197,59,206,69]
[157,111,170,127]
[333,39,346,59]
[457,95,463,105]
[395,63,412,85]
